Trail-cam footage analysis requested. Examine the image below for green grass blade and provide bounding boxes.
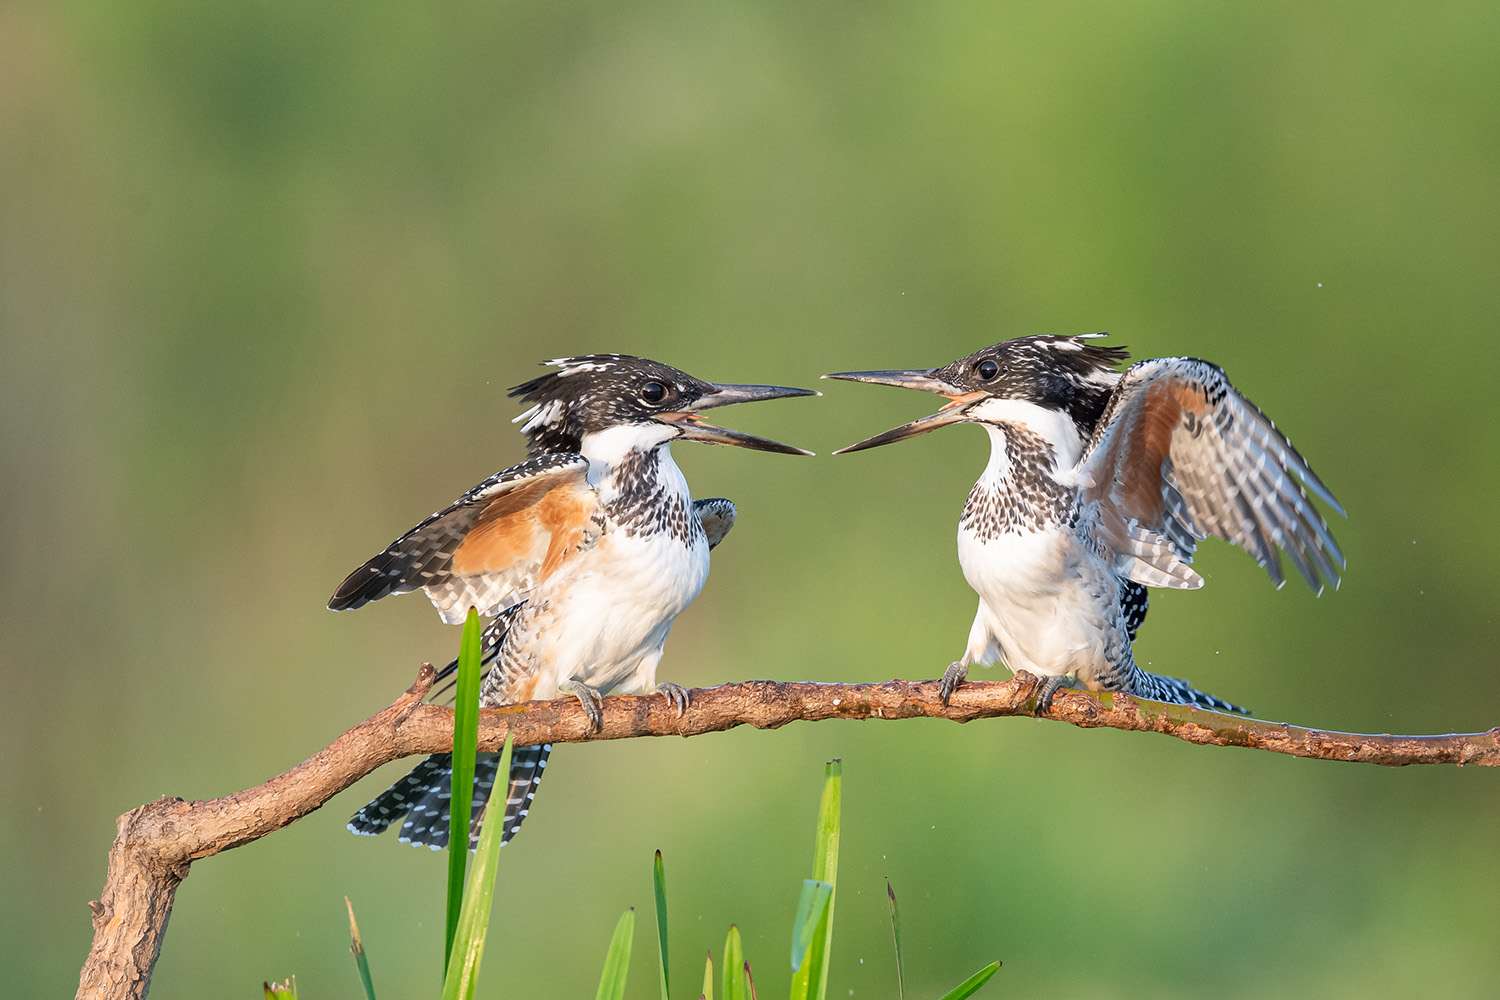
[744,960,759,1000]
[444,608,485,969]
[345,896,378,1000]
[262,977,299,999]
[936,961,1002,1000]
[594,908,637,1000]
[440,734,513,1000]
[654,849,671,1000]
[701,950,714,1000]
[721,926,746,1000]
[885,879,903,1000]
[789,880,832,972]
[789,759,841,1000]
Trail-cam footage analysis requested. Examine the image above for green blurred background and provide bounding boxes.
[5,1,1499,996]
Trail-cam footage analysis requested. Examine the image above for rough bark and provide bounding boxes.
[77,666,1500,999]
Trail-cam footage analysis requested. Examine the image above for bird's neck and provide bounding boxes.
[598,444,690,504]
[967,398,1086,472]
[580,426,693,528]
[962,402,1083,535]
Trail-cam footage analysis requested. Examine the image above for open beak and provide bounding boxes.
[655,383,818,456]
[822,369,983,455]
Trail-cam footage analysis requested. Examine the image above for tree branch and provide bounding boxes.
[77,667,1500,999]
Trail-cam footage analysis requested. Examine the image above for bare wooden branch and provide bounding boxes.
[77,667,1500,999]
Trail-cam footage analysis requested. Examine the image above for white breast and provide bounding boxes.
[955,413,1116,679]
[539,528,708,693]
[527,442,711,698]
[959,524,1121,677]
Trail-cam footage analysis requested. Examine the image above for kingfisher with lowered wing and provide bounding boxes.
[333,354,814,850]
[828,334,1344,714]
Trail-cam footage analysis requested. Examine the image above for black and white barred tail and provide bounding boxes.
[347,743,552,850]
[1132,670,1249,715]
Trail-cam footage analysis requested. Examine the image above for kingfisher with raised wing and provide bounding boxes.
[333,355,814,850]
[827,334,1345,714]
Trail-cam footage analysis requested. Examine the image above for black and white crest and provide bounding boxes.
[936,334,1129,431]
[508,355,718,455]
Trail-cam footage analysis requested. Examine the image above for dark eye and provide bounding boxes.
[640,380,668,404]
[975,359,999,381]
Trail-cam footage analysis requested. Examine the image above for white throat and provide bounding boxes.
[980,424,1013,482]
[579,423,691,501]
[581,422,675,469]
[967,398,1085,472]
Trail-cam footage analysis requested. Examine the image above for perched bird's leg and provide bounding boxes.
[558,679,605,732]
[939,661,969,706]
[655,682,691,716]
[1034,676,1069,715]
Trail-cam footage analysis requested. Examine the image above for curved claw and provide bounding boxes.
[657,682,691,716]
[559,680,605,732]
[939,662,969,706]
[1034,676,1068,716]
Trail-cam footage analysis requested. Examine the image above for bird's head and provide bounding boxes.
[824,334,1128,454]
[509,354,816,458]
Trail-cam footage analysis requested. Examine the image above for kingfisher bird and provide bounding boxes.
[333,354,814,850]
[827,334,1345,714]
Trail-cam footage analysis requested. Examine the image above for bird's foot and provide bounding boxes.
[1034,676,1069,716]
[559,680,605,732]
[939,661,969,706]
[656,682,691,716]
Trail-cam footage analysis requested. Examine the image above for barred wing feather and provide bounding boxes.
[1076,358,1345,593]
[327,452,600,622]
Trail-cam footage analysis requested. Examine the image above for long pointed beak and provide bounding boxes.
[822,369,960,394]
[655,382,818,456]
[691,383,819,409]
[822,369,982,454]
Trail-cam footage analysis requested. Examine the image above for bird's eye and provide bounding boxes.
[975,359,1000,381]
[640,380,668,404]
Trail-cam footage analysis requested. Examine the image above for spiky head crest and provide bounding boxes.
[507,354,716,454]
[934,334,1129,430]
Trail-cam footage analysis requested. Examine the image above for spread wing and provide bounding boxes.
[328,452,600,623]
[1076,357,1345,593]
[693,497,737,550]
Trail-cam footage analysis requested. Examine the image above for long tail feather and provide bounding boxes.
[1132,670,1250,715]
[347,744,554,850]
[350,604,549,849]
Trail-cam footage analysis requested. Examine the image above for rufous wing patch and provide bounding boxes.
[1117,381,1207,522]
[450,482,546,578]
[534,482,595,580]
[449,476,595,581]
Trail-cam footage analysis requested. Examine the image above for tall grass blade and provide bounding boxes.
[936,961,1002,1000]
[654,849,671,1000]
[743,960,759,1000]
[789,880,832,972]
[444,608,485,969]
[721,926,747,1000]
[345,896,378,1000]
[701,950,714,1000]
[440,735,514,1000]
[594,908,637,1000]
[885,879,904,1000]
[788,759,841,1000]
